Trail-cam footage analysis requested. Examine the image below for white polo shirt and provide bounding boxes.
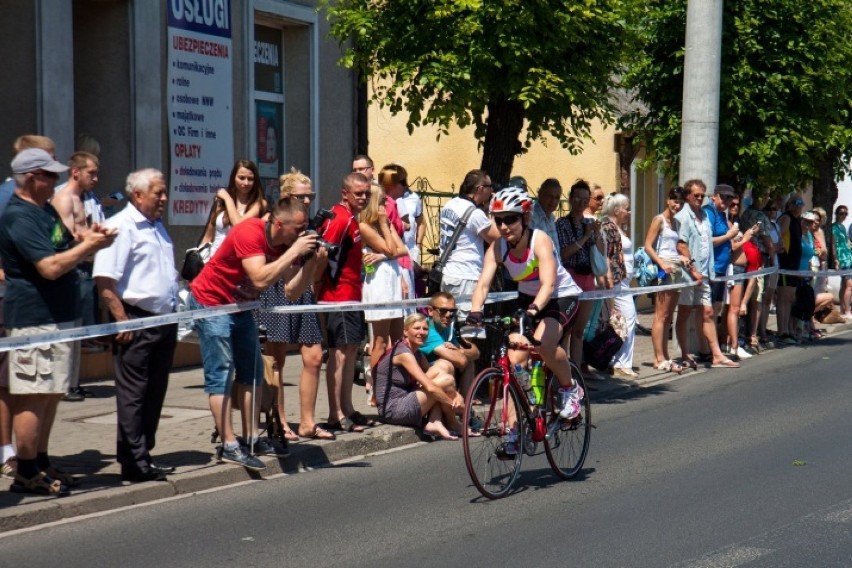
[93,203,178,315]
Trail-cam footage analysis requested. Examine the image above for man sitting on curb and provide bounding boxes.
[420,291,480,399]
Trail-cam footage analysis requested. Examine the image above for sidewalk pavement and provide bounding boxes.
[2,310,850,532]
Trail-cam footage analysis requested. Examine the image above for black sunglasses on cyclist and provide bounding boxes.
[431,307,458,316]
[494,214,522,227]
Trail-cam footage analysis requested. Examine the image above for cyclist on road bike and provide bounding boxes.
[467,187,585,456]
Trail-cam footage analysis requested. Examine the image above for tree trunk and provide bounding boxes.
[617,133,639,194]
[480,97,524,186]
[813,148,841,268]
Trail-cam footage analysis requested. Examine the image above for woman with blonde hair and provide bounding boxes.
[373,313,465,440]
[360,185,409,391]
[254,168,335,440]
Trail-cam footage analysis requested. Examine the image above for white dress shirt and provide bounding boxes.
[93,202,178,314]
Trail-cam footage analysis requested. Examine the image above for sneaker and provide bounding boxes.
[778,334,799,345]
[241,436,289,458]
[219,444,266,471]
[558,383,585,420]
[735,346,753,359]
[495,429,518,461]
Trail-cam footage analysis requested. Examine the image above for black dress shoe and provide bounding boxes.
[148,462,176,474]
[121,466,168,483]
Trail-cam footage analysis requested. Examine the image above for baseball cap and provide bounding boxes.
[713,184,736,197]
[11,148,68,175]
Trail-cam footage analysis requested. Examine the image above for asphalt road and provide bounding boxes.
[3,334,852,568]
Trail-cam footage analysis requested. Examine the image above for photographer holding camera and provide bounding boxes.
[189,195,323,470]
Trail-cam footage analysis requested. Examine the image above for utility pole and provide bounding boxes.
[679,0,724,191]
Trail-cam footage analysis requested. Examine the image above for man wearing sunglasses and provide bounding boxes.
[436,169,500,334]
[420,291,479,398]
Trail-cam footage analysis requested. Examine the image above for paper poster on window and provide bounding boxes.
[167,1,234,225]
[256,101,283,204]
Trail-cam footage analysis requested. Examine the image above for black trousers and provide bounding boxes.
[114,303,178,471]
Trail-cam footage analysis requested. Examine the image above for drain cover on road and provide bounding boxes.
[75,406,209,425]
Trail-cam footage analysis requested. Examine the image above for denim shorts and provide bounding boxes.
[188,293,263,395]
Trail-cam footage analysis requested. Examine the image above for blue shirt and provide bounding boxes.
[420,319,458,363]
[703,204,731,274]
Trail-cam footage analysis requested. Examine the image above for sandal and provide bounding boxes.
[655,360,683,374]
[282,429,300,442]
[328,417,365,433]
[42,465,81,487]
[711,358,740,368]
[298,424,336,440]
[10,471,69,496]
[681,357,698,371]
[348,411,378,428]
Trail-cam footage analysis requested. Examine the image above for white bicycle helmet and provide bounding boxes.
[490,186,533,214]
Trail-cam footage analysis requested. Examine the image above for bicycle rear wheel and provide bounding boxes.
[463,368,525,499]
[544,362,591,479]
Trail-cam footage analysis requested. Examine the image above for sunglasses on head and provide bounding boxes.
[494,214,523,227]
[792,199,805,206]
[431,307,458,316]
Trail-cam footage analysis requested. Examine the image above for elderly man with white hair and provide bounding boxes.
[94,168,179,483]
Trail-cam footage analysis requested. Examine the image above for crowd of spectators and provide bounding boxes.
[0,132,850,496]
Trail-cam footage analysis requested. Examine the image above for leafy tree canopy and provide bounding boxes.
[322,0,630,183]
[622,0,852,194]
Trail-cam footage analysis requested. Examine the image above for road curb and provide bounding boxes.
[0,425,422,534]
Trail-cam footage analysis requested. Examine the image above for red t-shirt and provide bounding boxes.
[317,202,362,302]
[191,218,284,306]
[742,240,762,272]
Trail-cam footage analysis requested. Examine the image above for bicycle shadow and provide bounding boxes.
[466,465,595,503]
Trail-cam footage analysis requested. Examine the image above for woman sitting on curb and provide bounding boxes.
[373,313,466,440]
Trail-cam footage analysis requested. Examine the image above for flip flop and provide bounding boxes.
[349,411,378,428]
[328,417,365,433]
[711,358,740,368]
[298,424,336,440]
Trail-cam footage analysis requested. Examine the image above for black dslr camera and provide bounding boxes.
[306,209,340,254]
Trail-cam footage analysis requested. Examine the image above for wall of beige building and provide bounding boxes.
[367,102,668,265]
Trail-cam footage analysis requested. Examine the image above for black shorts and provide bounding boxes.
[710,274,726,303]
[325,311,365,348]
[515,293,580,334]
[778,274,802,288]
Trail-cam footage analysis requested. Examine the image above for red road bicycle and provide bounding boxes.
[462,314,591,499]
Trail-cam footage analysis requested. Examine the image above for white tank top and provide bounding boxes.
[499,229,581,297]
[656,215,680,260]
[209,211,230,256]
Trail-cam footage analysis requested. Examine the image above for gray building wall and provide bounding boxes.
[0,0,358,257]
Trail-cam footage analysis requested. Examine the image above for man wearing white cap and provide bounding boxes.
[0,148,116,496]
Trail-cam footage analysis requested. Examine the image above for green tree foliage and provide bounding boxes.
[622,0,852,199]
[322,0,629,184]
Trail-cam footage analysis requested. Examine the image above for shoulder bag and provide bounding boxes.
[425,203,476,296]
[180,198,218,282]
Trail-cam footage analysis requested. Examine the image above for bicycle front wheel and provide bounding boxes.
[463,368,525,499]
[544,362,591,479]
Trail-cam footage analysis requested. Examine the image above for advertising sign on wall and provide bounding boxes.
[167,0,234,225]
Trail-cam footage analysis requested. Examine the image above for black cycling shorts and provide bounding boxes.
[515,293,580,335]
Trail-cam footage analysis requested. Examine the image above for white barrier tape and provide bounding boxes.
[708,266,779,283]
[0,291,519,352]
[0,302,257,351]
[775,267,852,277]
[268,291,518,314]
